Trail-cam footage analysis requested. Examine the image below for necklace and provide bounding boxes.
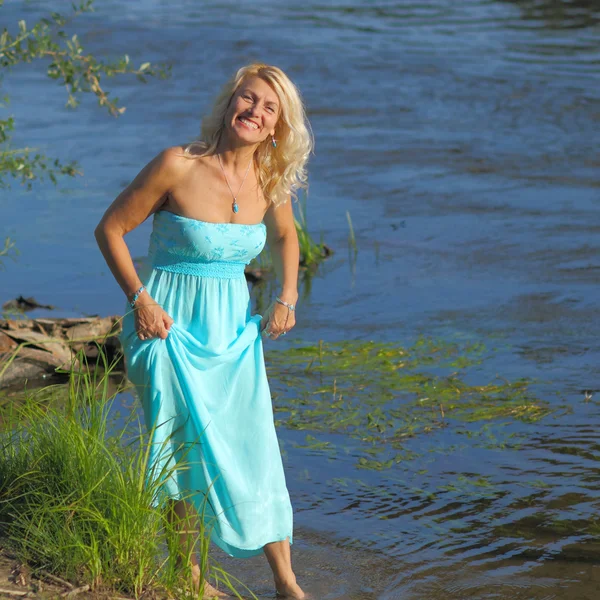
[217,153,253,214]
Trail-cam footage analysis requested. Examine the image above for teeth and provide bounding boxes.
[239,117,258,130]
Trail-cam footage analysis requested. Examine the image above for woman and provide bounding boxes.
[94,63,312,599]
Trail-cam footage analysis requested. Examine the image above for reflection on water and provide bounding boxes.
[2,0,600,597]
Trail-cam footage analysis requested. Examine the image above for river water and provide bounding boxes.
[2,1,600,598]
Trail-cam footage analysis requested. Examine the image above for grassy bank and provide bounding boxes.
[0,351,244,599]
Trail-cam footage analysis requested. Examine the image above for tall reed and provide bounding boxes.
[295,194,326,267]
[346,211,357,254]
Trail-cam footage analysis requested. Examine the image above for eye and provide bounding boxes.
[242,94,252,101]
[266,106,275,113]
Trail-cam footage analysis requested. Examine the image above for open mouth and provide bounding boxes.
[238,116,259,130]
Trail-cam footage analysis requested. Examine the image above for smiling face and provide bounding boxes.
[224,75,281,146]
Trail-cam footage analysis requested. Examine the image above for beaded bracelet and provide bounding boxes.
[275,296,295,311]
[129,285,146,308]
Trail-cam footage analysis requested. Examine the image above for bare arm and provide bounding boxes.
[94,146,184,299]
[94,146,185,339]
[261,197,299,339]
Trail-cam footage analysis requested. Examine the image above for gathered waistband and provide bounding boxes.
[150,254,246,279]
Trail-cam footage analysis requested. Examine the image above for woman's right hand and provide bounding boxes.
[133,292,174,341]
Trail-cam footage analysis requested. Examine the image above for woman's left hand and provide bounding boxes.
[260,300,296,340]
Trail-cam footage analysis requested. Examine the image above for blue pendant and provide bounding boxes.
[233,202,239,213]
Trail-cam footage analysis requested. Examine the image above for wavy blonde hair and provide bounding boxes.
[183,63,313,207]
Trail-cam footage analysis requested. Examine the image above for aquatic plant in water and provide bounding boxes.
[266,337,552,470]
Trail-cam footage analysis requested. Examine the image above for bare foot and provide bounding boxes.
[275,577,306,599]
[202,580,229,599]
[190,564,229,598]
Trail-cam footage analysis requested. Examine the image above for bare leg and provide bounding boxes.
[263,537,305,599]
[167,499,228,598]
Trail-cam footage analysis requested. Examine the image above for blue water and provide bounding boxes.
[2,1,600,597]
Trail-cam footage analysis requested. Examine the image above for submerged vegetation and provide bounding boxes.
[266,337,553,470]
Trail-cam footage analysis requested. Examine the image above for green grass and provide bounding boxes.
[0,349,250,599]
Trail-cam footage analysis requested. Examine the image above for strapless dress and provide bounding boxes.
[119,210,293,558]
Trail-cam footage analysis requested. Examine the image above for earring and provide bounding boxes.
[271,135,277,148]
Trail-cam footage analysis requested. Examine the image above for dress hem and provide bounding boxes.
[212,531,294,558]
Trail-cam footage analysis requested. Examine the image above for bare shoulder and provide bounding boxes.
[160,142,211,175]
[95,145,196,235]
[159,144,195,174]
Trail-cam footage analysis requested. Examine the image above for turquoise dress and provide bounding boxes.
[119,210,293,558]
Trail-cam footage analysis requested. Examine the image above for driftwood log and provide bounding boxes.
[0,317,123,390]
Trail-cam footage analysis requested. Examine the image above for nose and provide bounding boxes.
[246,103,261,118]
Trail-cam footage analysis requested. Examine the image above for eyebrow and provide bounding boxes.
[241,88,279,108]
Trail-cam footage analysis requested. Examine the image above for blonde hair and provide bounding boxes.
[183,63,313,207]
